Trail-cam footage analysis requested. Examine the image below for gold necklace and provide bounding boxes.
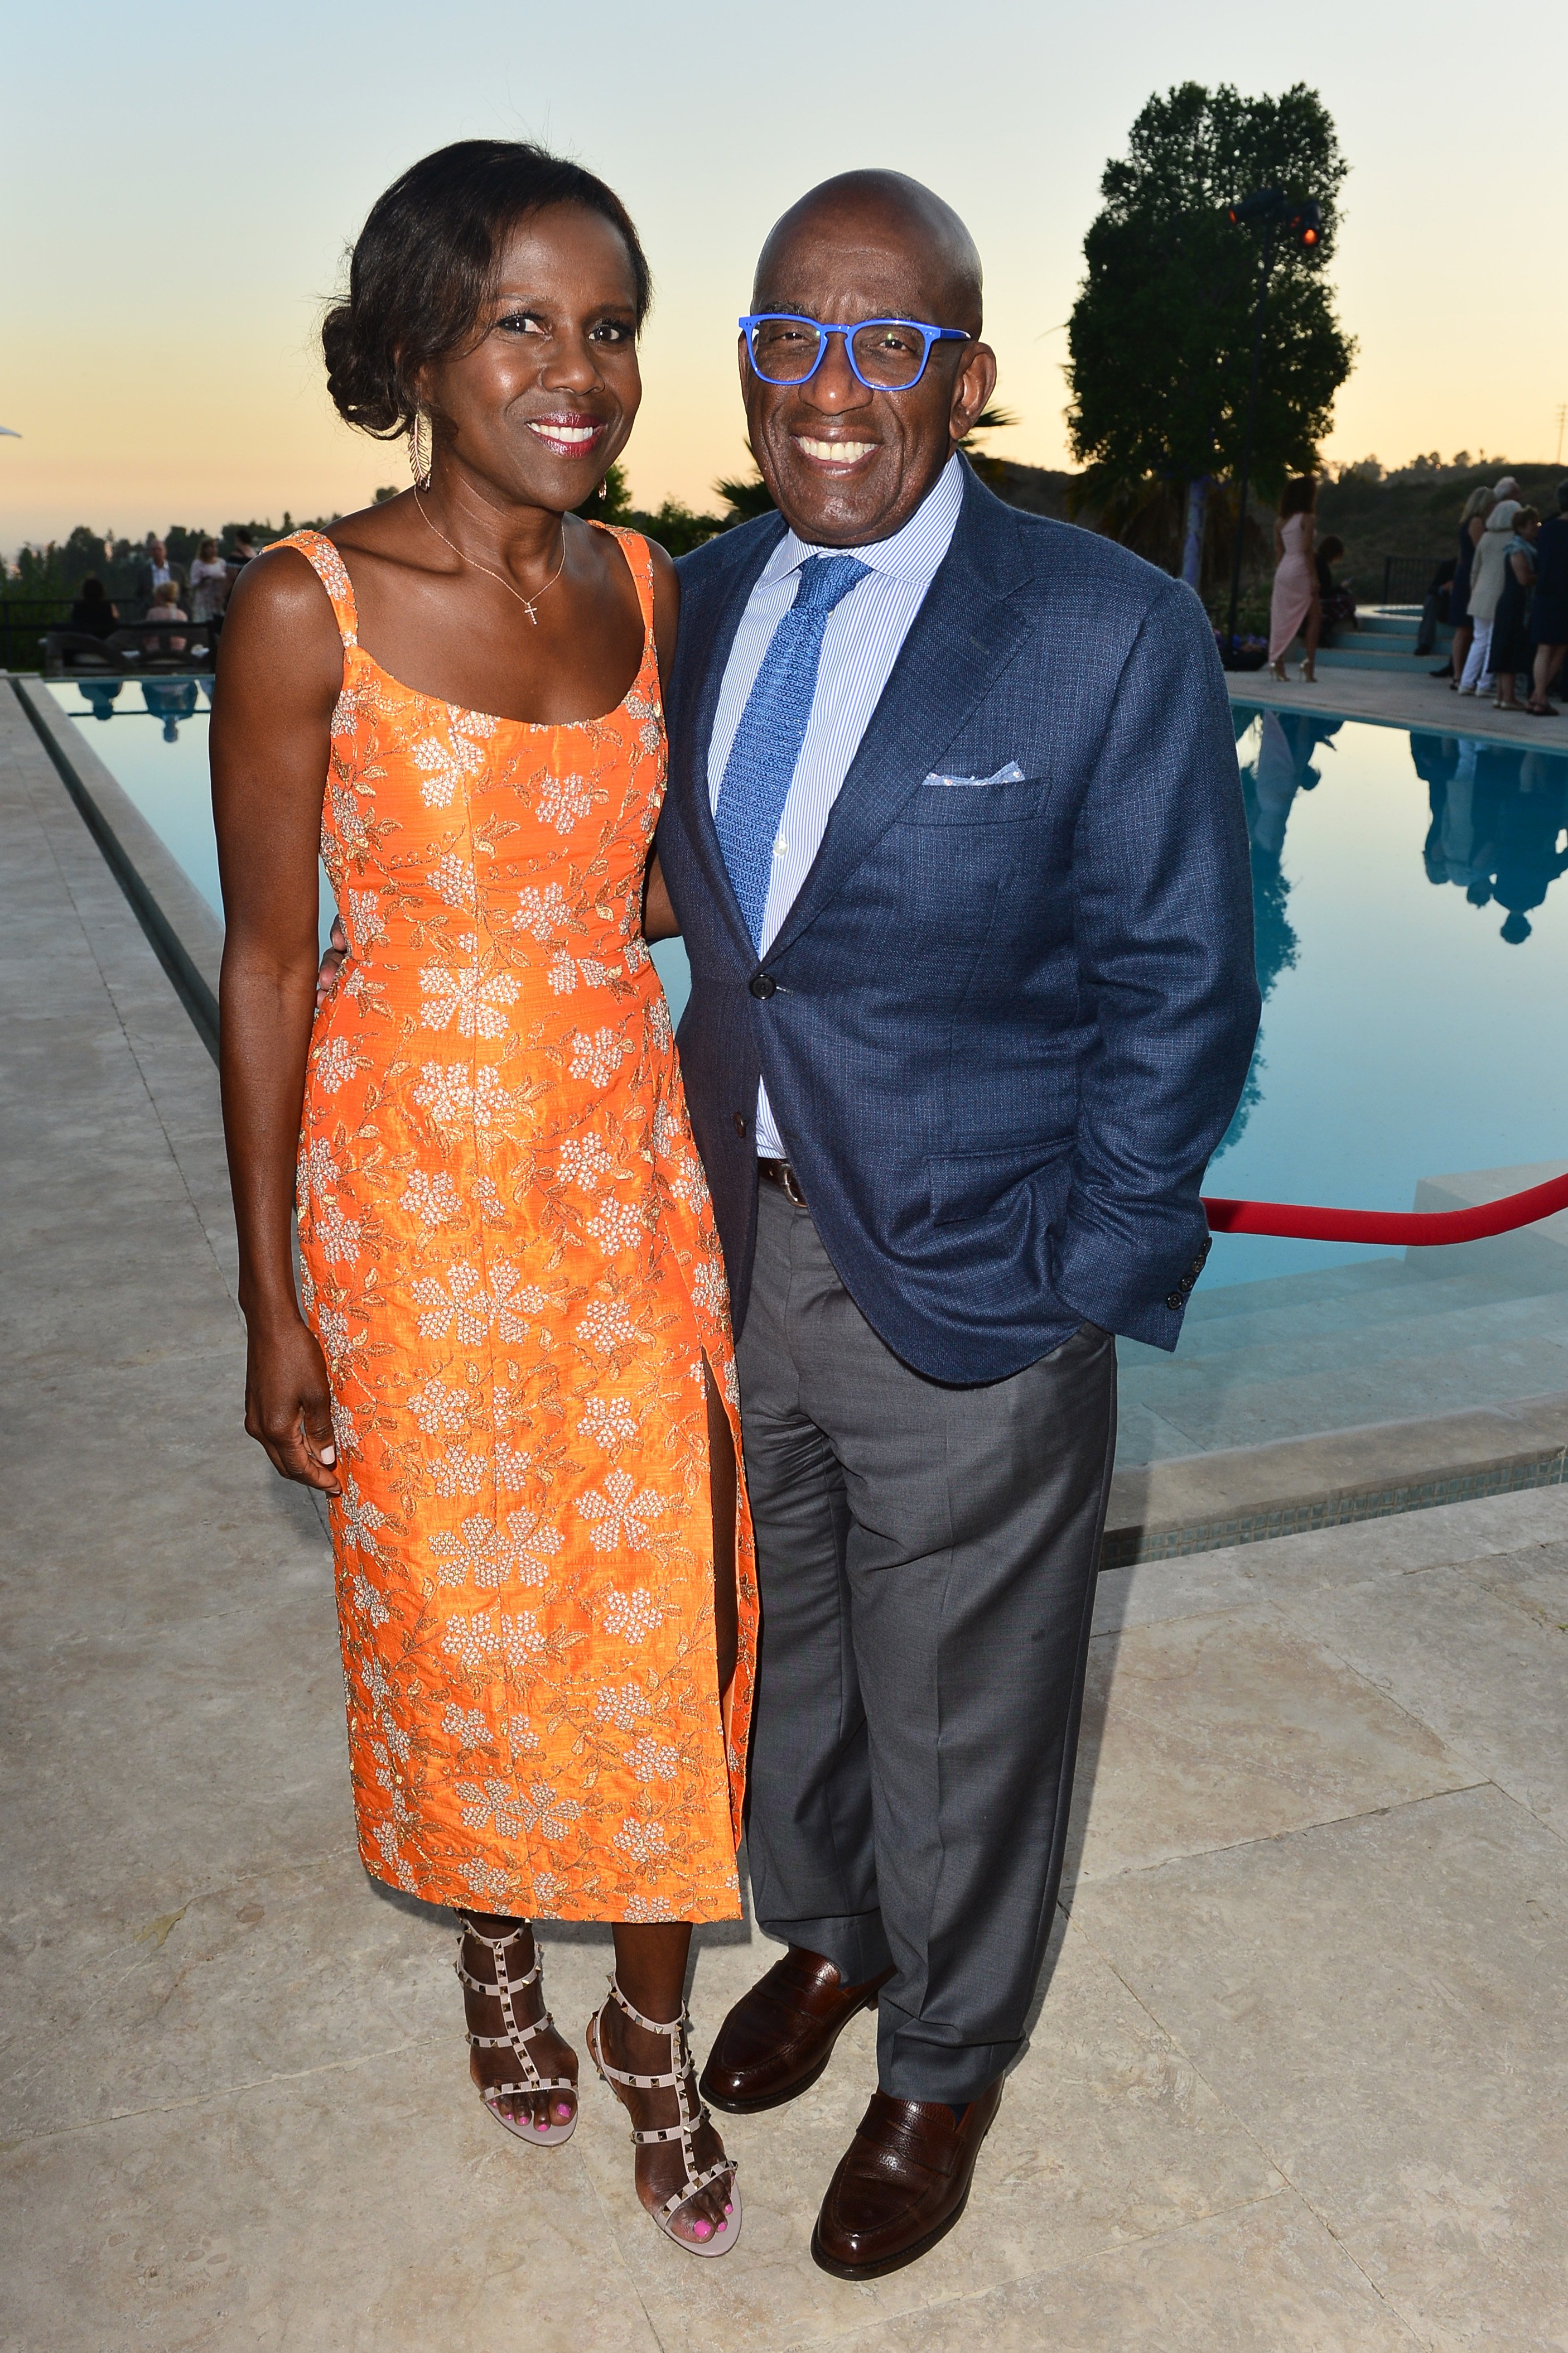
[412,487,567,626]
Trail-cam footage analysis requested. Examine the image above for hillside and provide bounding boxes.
[977,454,1566,601]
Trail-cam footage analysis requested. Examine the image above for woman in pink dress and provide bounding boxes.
[1268,477,1319,682]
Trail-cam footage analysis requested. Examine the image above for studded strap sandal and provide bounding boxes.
[587,1976,742,2255]
[455,1916,577,2145]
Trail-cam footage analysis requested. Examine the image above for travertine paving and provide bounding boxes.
[4,687,1566,2351]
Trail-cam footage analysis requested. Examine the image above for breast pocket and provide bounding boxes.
[898,774,1054,827]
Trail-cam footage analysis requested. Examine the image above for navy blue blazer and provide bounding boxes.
[655,462,1260,1384]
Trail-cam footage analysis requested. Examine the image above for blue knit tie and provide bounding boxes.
[714,553,870,948]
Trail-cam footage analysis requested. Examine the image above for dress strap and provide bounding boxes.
[273,528,360,649]
[595,524,656,662]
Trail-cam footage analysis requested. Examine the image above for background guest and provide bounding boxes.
[1442,484,1495,685]
[66,577,119,639]
[133,535,183,612]
[1314,533,1357,640]
[1268,476,1319,682]
[1458,490,1521,695]
[187,536,230,622]
[1530,480,1568,715]
[146,578,187,656]
[1489,508,1538,711]
[1415,556,1455,657]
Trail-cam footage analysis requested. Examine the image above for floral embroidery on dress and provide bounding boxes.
[286,525,755,1923]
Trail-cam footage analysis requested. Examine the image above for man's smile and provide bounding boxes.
[792,435,880,469]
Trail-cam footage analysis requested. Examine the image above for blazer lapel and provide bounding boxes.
[668,517,788,965]
[765,474,1038,964]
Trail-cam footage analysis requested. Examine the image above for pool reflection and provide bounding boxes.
[1414,734,1568,945]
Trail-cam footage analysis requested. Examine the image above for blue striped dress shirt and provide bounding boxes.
[706,452,964,1155]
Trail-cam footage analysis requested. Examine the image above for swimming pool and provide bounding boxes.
[46,683,1568,1276]
[42,678,1568,1469]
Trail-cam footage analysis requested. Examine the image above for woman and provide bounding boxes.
[211,140,754,2259]
[1459,496,1521,694]
[66,577,119,639]
[1444,484,1493,688]
[188,537,230,623]
[1268,477,1319,682]
[1489,507,1538,710]
[146,576,187,656]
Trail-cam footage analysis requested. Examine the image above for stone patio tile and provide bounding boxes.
[784,2190,1420,2352]
[1272,1558,1568,1836]
[1067,1608,1473,1883]
[0,2046,658,2353]
[1,1856,457,2140]
[1072,1785,1568,2352]
[1095,1486,1568,1635]
[570,1913,1281,2353]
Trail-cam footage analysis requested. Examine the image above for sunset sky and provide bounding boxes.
[4,0,1565,554]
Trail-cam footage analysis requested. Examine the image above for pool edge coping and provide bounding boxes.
[1103,1388,1568,1566]
[13,675,223,1061]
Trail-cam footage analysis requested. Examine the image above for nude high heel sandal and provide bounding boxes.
[587,1977,742,2255]
[455,1917,578,2145]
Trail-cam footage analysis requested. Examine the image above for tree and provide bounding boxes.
[1066,82,1354,586]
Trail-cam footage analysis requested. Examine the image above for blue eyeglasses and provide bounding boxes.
[740,313,971,392]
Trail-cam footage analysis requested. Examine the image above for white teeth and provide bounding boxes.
[529,422,597,445]
[796,436,875,463]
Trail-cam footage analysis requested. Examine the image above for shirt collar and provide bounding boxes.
[762,451,965,589]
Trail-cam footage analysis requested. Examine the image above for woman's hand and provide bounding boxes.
[244,1313,342,1495]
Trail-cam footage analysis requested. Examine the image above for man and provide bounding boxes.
[317,167,1257,2274]
[653,171,1259,2279]
[133,536,183,614]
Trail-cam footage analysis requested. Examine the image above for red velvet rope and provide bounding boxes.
[1203,1167,1568,1245]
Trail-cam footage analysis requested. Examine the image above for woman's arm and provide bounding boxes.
[210,549,345,1495]
[1509,549,1535,585]
[643,541,683,944]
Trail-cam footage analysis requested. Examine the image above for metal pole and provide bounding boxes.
[1224,224,1276,659]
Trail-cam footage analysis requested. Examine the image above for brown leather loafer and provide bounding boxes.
[698,1946,894,2115]
[810,2079,1004,2279]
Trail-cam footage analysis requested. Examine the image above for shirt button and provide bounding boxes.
[773,836,788,857]
[749,973,777,999]
[734,1111,749,1138]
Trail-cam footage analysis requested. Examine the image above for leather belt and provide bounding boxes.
[758,1157,808,1208]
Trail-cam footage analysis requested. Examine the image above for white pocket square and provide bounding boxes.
[921,761,1027,789]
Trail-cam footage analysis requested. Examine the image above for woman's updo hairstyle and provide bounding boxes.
[1278,475,1318,519]
[322,138,652,440]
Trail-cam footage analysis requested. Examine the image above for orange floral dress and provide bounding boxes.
[283,526,755,1923]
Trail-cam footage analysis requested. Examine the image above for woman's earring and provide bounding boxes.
[409,408,432,490]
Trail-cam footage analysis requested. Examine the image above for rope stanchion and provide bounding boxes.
[1203,1167,1568,1246]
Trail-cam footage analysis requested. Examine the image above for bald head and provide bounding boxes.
[754,170,983,336]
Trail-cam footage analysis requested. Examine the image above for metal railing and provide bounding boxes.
[1380,555,1439,605]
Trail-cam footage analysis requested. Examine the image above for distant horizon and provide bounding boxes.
[4,2,1565,555]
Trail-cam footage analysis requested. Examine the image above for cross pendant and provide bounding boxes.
[520,600,540,625]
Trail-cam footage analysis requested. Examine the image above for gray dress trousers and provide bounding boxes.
[736,1178,1117,2104]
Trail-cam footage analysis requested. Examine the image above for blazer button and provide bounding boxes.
[749,971,777,999]
[733,1111,749,1138]
[1165,1291,1184,1311]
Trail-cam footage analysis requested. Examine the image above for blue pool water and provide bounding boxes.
[46,683,1568,1293]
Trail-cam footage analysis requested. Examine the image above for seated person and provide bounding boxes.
[145,579,188,657]
[1315,536,1358,640]
[66,578,119,639]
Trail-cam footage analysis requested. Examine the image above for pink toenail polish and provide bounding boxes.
[693,2219,712,2239]
[556,2102,571,2117]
